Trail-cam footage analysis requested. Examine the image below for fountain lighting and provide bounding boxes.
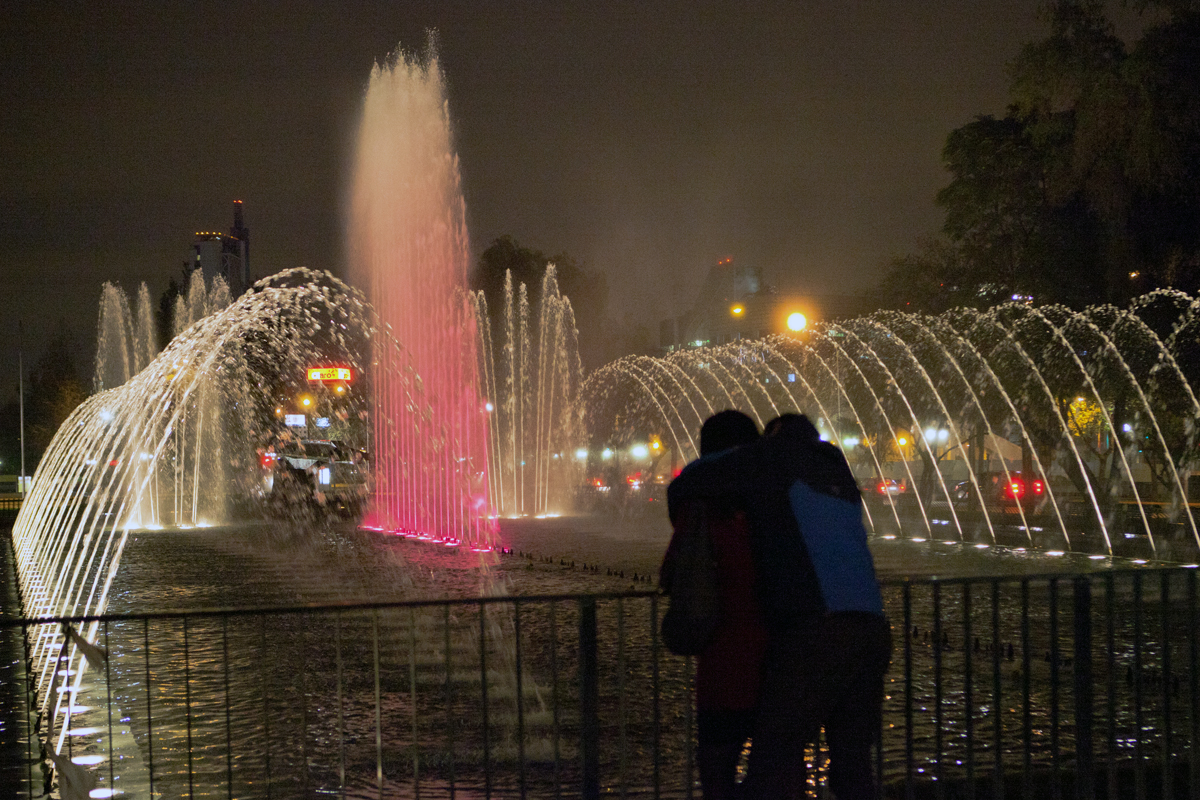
[350,48,496,548]
[1090,555,1108,559]
[89,790,123,799]
[1046,551,1065,556]
[911,538,927,543]
[67,727,102,736]
[71,755,106,766]
[975,544,990,549]
[583,292,1200,558]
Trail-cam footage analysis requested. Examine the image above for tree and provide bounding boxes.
[471,236,608,370]
[889,1,1200,311]
[1010,0,1200,299]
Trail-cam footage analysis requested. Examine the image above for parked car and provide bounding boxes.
[261,439,369,518]
[860,476,908,502]
[952,470,1045,511]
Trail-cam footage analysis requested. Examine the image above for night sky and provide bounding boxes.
[0,2,1154,397]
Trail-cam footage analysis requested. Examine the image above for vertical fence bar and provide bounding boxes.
[409,608,421,800]
[300,614,310,797]
[143,617,154,797]
[551,601,561,800]
[184,616,195,800]
[964,582,975,800]
[685,652,694,800]
[1106,573,1116,800]
[1190,570,1198,800]
[579,597,600,800]
[904,582,914,800]
[992,580,1003,800]
[1073,576,1093,800]
[514,601,526,800]
[21,621,31,800]
[1021,579,1032,800]
[1049,577,1060,800]
[222,616,233,799]
[1134,572,1145,800]
[480,601,491,800]
[336,611,346,800]
[104,620,114,794]
[261,615,272,799]
[618,597,627,800]
[1161,571,1173,800]
[651,594,661,800]
[933,582,943,798]
[444,604,455,800]
[373,609,383,796]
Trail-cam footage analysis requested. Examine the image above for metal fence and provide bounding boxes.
[3,567,1200,799]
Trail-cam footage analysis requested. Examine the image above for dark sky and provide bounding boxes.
[0,1,1155,396]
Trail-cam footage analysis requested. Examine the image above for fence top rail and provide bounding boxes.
[880,563,1197,589]
[5,563,1199,629]
[0,588,662,629]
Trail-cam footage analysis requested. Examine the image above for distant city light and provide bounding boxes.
[575,448,588,461]
[787,373,796,382]
[602,448,613,460]
[631,444,649,459]
[485,402,495,412]
[786,312,807,332]
[842,437,860,448]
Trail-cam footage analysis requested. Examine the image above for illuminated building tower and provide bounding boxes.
[192,200,251,295]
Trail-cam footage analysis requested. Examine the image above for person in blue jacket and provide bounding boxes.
[668,413,892,800]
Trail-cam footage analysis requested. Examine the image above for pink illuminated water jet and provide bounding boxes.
[349,48,496,548]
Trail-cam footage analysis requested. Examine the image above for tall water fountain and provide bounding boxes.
[584,294,1200,557]
[93,281,159,392]
[473,265,584,516]
[349,48,496,547]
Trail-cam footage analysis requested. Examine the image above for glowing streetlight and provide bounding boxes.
[301,396,313,408]
[631,444,649,459]
[575,448,588,461]
[731,304,745,316]
[787,312,807,332]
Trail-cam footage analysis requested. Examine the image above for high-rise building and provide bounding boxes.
[191,200,251,295]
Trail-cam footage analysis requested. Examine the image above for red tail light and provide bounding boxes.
[877,481,888,495]
[1005,478,1025,499]
[1032,480,1044,495]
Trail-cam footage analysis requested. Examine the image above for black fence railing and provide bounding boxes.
[3,567,1200,799]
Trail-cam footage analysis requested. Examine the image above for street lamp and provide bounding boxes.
[787,312,807,332]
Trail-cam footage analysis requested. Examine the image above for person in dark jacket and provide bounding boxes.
[669,413,891,800]
[662,409,768,800]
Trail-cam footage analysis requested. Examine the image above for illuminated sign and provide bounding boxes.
[284,414,306,427]
[315,417,331,428]
[307,367,353,382]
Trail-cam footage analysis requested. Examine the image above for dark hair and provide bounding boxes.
[764,412,820,441]
[699,410,759,456]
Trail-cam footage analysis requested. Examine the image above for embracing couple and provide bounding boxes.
[660,410,892,800]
